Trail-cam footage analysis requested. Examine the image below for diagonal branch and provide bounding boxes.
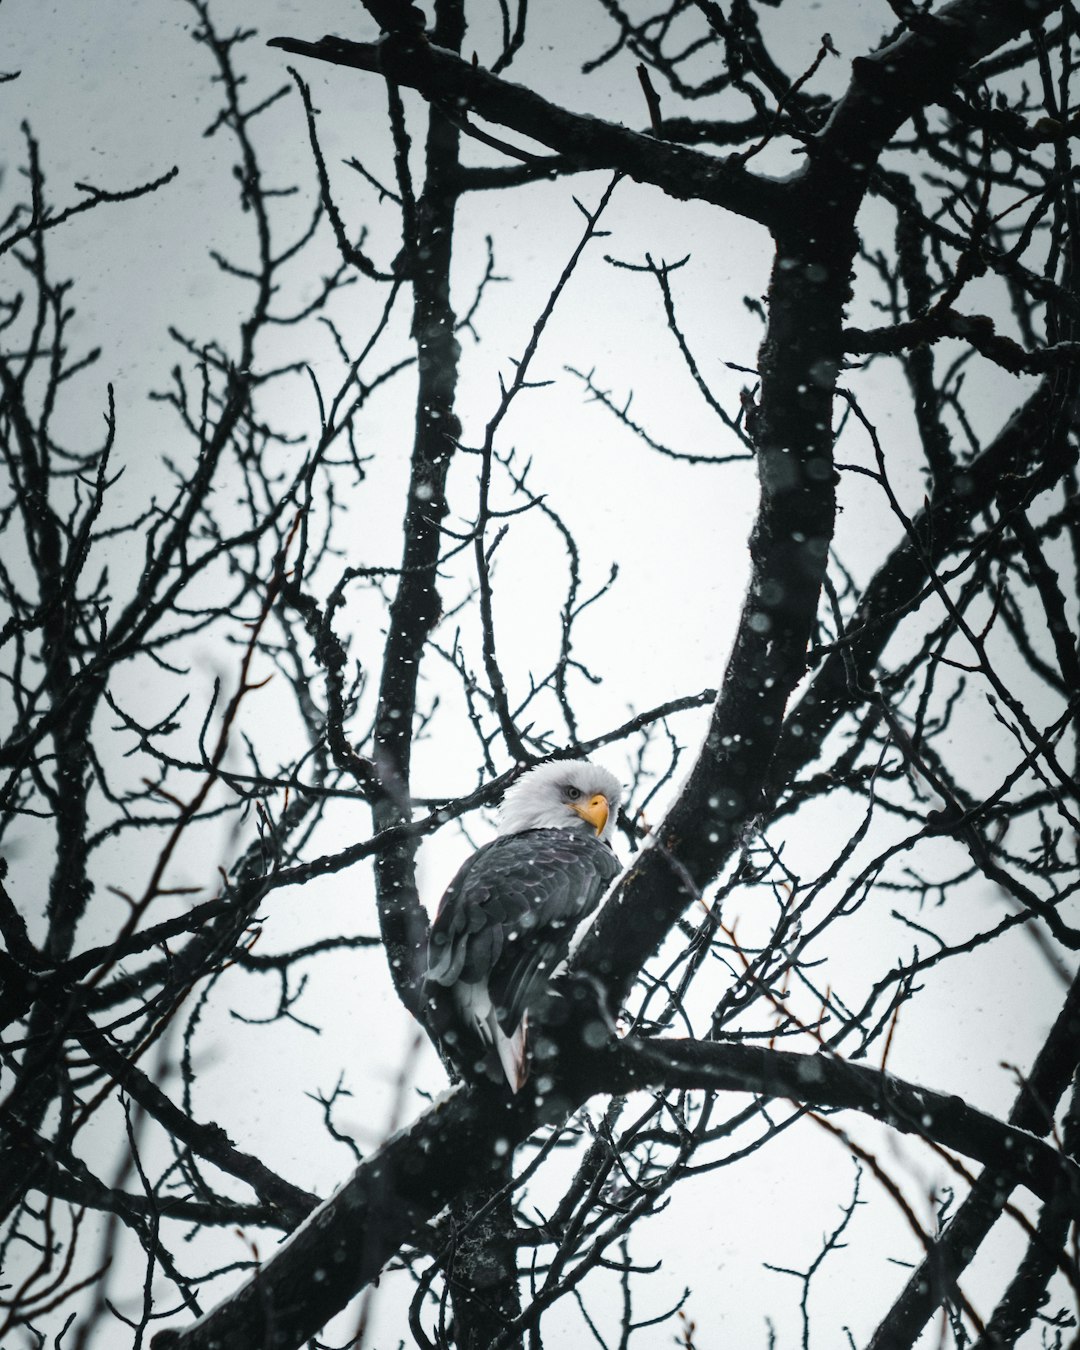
[267,30,785,224]
[149,1028,1079,1350]
[867,965,1080,1350]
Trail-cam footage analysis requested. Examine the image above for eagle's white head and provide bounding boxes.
[497,759,622,844]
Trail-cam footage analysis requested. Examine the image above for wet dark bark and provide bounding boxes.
[370,0,465,1016]
[150,1015,1080,1350]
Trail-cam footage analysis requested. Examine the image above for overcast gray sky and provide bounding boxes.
[1,3,1067,1346]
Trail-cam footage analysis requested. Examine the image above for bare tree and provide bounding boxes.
[2,1,1079,1348]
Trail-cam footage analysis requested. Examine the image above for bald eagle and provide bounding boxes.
[425,759,621,1092]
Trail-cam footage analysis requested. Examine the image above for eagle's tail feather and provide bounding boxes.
[491,1011,529,1094]
[455,980,530,1091]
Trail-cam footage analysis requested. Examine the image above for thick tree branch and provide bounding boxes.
[574,0,1067,1004]
[844,309,1080,374]
[267,31,786,224]
[368,1,466,1020]
[71,1016,319,1224]
[150,1026,1077,1350]
[867,964,1080,1350]
[770,374,1077,802]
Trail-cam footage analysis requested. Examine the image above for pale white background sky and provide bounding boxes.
[1,2,1069,1346]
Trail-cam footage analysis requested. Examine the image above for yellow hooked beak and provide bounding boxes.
[573,793,610,836]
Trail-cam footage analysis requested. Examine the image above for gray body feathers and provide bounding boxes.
[425,827,619,1089]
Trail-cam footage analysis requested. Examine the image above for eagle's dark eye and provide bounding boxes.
[564,785,582,801]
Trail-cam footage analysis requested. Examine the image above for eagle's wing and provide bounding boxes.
[426,828,619,1051]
